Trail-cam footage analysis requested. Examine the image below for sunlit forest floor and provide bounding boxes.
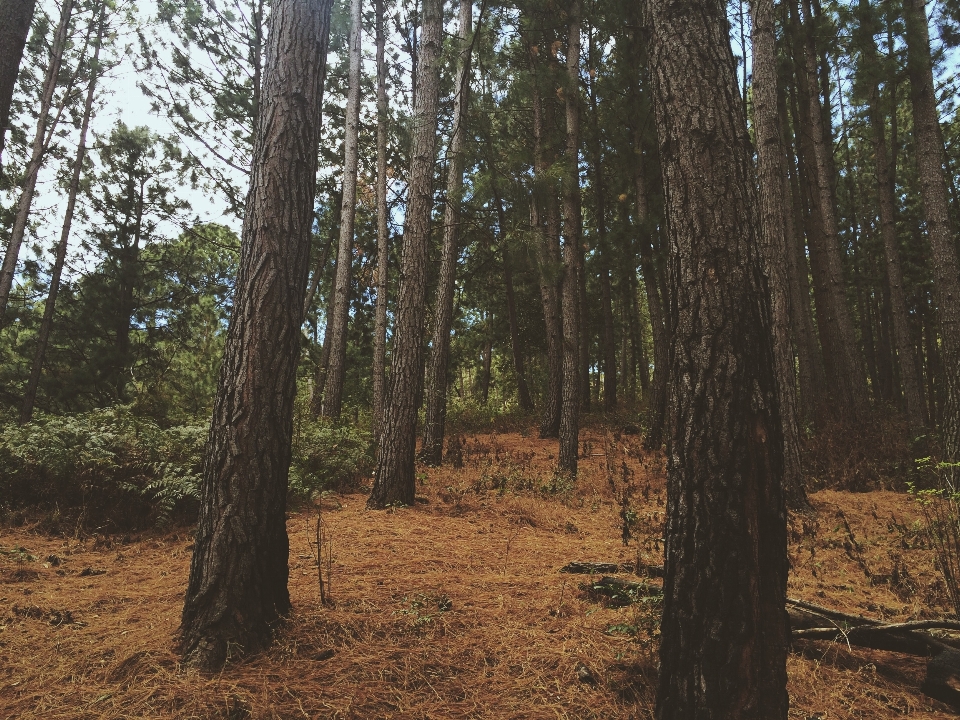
[1,424,956,718]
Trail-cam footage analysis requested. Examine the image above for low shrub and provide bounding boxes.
[290,419,373,499]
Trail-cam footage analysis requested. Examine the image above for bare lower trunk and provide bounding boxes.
[856,0,925,437]
[368,0,443,508]
[0,0,74,323]
[0,0,36,171]
[321,0,363,420]
[751,0,808,509]
[904,0,960,469]
[179,0,332,670]
[20,1,105,424]
[644,0,789,715]
[558,0,581,476]
[372,0,390,444]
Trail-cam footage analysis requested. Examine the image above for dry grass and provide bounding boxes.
[0,425,955,718]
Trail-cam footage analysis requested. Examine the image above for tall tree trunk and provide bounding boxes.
[421,0,474,465]
[367,0,442,508]
[479,317,493,404]
[0,0,74,323]
[644,0,789,715]
[321,0,363,420]
[790,0,870,421]
[559,0,582,475]
[0,0,35,172]
[632,126,668,450]
[860,3,927,435]
[488,163,534,411]
[528,40,563,439]
[115,180,145,401]
[372,0,390,443]
[179,0,332,670]
[903,0,960,469]
[751,0,808,510]
[20,1,104,424]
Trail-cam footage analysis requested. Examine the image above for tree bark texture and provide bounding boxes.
[792,0,870,421]
[750,0,808,510]
[643,0,790,716]
[559,0,582,475]
[367,0,442,508]
[372,0,390,444]
[0,0,74,324]
[904,0,960,469]
[20,1,104,424]
[179,0,332,670]
[321,0,363,420]
[421,0,473,466]
[0,0,35,171]
[528,42,564,439]
[856,0,926,438]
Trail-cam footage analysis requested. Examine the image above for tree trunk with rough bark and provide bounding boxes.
[20,1,105,424]
[856,0,926,438]
[528,40,563,439]
[321,0,362,420]
[372,0,390,444]
[0,0,74,323]
[179,0,332,670]
[0,0,35,172]
[643,0,789,715]
[559,0,581,476]
[751,0,808,510]
[792,0,869,421]
[367,0,442,508]
[421,0,473,466]
[903,0,960,470]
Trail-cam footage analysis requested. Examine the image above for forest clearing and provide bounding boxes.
[1,424,957,719]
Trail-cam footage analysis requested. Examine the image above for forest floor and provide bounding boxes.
[0,423,957,719]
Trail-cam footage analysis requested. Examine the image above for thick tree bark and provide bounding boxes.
[904,0,960,469]
[792,0,870,421]
[856,0,925,436]
[643,0,789,716]
[321,0,363,420]
[751,0,808,510]
[179,0,332,670]
[367,0,442,508]
[0,0,74,324]
[559,0,582,475]
[0,0,35,172]
[528,41,563,439]
[20,1,105,424]
[372,0,390,443]
[421,0,473,465]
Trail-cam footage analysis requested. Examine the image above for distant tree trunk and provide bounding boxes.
[421,0,473,465]
[310,265,337,417]
[559,0,582,475]
[20,1,104,424]
[372,0,390,443]
[115,179,145,400]
[321,0,362,420]
[858,0,925,436]
[0,0,74,324]
[488,164,534,411]
[644,0,789,716]
[904,0,960,470]
[528,42,563,439]
[302,229,334,322]
[367,0,442,509]
[179,0,332,671]
[792,0,870,421]
[479,319,493,404]
[632,126,668,450]
[0,0,35,172]
[751,0,808,510]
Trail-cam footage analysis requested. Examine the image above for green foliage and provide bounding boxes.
[289,418,374,499]
[0,406,205,529]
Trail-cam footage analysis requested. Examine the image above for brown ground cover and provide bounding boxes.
[0,426,956,718]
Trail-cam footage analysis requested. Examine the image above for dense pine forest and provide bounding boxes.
[3,0,960,717]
